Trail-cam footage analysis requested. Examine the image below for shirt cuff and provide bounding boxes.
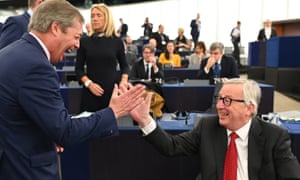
[204,67,209,74]
[140,118,157,135]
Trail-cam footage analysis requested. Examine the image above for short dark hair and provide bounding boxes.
[143,44,155,53]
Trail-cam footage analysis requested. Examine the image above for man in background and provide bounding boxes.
[150,24,169,52]
[257,19,277,41]
[190,13,201,48]
[118,18,128,40]
[198,42,239,85]
[0,0,43,49]
[130,44,164,81]
[230,21,241,67]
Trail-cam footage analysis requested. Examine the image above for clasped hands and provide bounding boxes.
[109,83,153,126]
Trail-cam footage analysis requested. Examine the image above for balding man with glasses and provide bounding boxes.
[130,78,300,180]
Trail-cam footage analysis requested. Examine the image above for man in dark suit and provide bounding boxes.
[130,44,164,81]
[231,21,241,67]
[0,0,43,49]
[150,24,169,52]
[257,19,277,41]
[118,18,128,40]
[130,78,300,180]
[198,42,239,84]
[190,13,201,47]
[0,1,146,179]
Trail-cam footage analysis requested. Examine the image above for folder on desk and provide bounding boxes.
[183,79,209,86]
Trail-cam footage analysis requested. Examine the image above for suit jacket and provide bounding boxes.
[144,115,300,180]
[198,54,239,84]
[150,32,169,52]
[257,28,277,41]
[0,11,30,49]
[190,19,200,37]
[120,23,128,37]
[129,59,164,80]
[0,33,119,179]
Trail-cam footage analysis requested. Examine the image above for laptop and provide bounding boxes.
[183,79,209,86]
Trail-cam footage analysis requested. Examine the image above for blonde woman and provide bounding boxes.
[75,3,129,112]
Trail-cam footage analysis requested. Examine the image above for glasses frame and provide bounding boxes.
[215,96,245,106]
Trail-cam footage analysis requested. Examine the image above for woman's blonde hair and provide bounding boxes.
[90,3,118,37]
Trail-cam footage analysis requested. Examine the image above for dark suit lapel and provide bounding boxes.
[139,60,146,79]
[214,123,228,179]
[248,118,265,179]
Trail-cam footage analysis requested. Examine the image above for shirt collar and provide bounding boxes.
[226,118,252,141]
[143,60,152,67]
[27,9,33,16]
[29,32,50,61]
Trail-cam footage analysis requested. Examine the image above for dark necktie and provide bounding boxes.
[223,132,238,180]
[145,63,149,79]
[213,63,221,78]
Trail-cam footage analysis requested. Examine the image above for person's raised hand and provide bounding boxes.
[109,84,145,119]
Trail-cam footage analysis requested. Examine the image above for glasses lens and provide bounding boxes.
[223,97,232,106]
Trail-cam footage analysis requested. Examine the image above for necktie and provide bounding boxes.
[223,132,238,180]
[145,63,149,79]
[213,63,221,78]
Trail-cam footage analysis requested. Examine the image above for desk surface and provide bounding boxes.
[61,113,300,180]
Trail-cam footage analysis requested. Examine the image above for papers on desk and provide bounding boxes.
[71,111,93,119]
[278,111,300,123]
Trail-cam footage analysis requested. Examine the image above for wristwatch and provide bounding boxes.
[84,80,92,88]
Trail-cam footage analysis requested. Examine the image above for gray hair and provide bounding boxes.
[209,42,224,54]
[28,0,84,33]
[223,78,261,117]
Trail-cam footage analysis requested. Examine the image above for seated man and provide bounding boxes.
[149,38,162,58]
[198,42,239,84]
[131,78,300,180]
[130,44,164,81]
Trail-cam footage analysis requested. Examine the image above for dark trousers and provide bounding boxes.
[232,41,240,66]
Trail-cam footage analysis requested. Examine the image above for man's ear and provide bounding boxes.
[246,103,255,117]
[50,22,61,37]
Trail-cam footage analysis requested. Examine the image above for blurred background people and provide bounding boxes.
[150,24,169,52]
[125,36,138,57]
[159,41,181,68]
[198,42,239,84]
[141,17,153,39]
[130,44,164,81]
[190,13,201,48]
[230,21,241,67]
[174,27,191,54]
[117,18,128,40]
[189,41,207,69]
[257,19,277,41]
[75,3,129,113]
[0,0,43,49]
[84,22,91,36]
[125,36,138,69]
[149,38,162,57]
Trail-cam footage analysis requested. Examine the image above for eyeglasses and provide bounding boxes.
[215,96,245,106]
